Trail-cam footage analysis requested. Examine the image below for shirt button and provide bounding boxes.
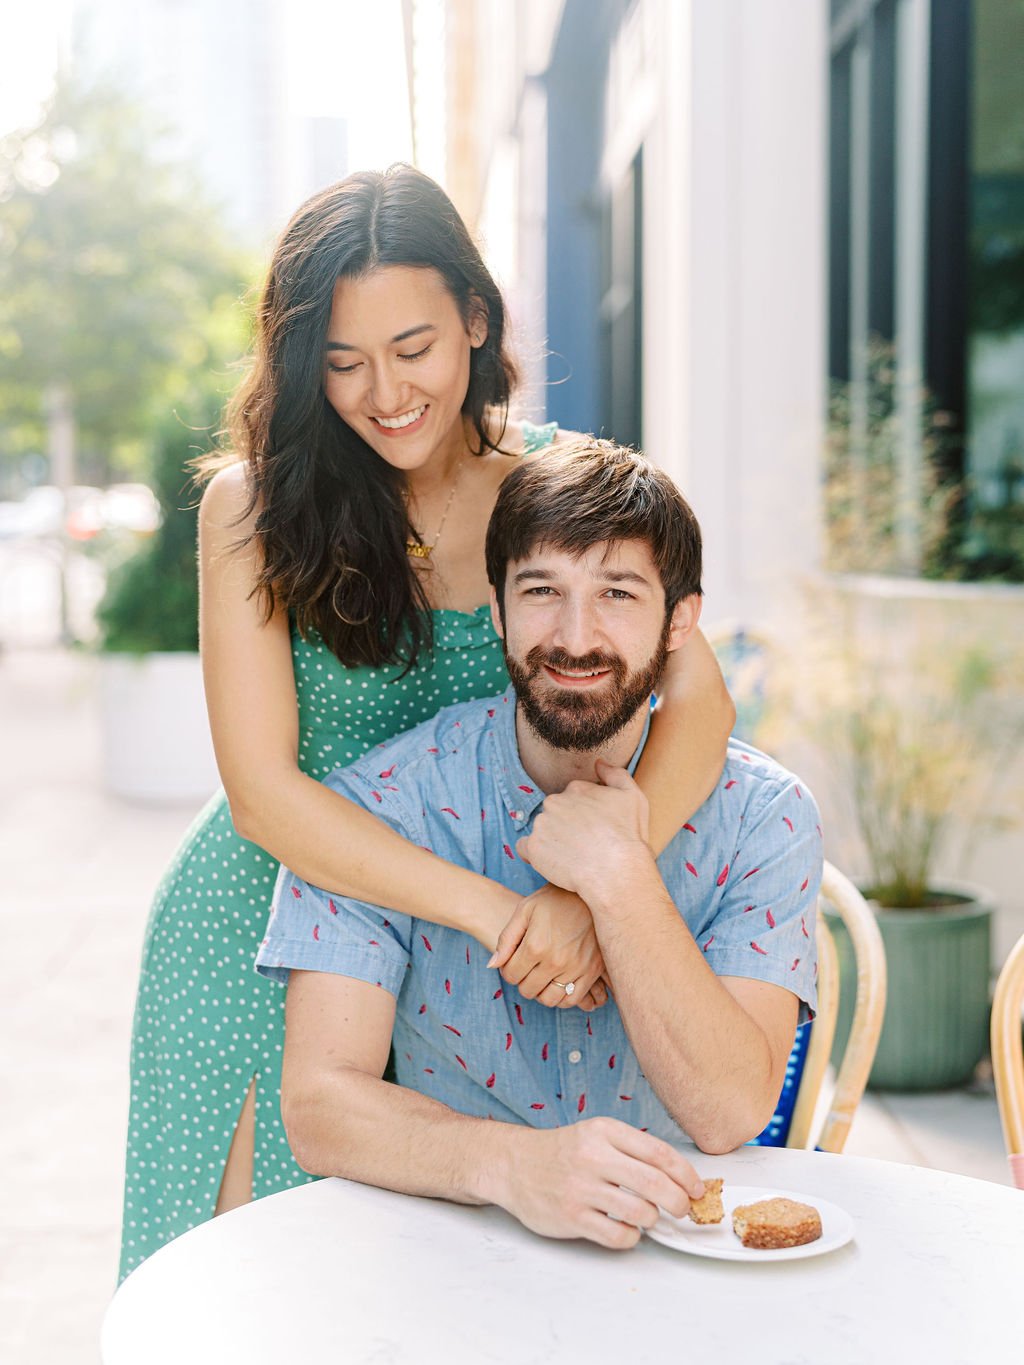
[568,1049,582,1064]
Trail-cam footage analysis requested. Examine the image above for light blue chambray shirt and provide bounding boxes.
[257,688,821,1143]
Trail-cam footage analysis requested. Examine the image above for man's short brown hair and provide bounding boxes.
[485,438,703,616]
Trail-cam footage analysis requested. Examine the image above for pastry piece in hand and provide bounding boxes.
[732,1197,822,1249]
[687,1177,724,1225]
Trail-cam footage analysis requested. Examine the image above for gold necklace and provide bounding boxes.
[405,458,466,560]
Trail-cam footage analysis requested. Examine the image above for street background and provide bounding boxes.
[3,2,1024,1362]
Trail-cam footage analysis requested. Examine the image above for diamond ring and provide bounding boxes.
[552,980,576,996]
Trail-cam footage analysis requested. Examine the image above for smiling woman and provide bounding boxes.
[117,164,736,1284]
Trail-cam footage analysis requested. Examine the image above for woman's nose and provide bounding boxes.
[369,363,407,414]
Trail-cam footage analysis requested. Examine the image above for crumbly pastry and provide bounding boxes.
[687,1177,725,1225]
[732,1197,823,1249]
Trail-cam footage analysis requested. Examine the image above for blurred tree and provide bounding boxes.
[0,74,252,489]
[96,371,226,654]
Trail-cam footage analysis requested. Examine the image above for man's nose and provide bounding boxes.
[551,599,602,657]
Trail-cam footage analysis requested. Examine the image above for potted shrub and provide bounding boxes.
[95,401,219,803]
[781,587,1024,1090]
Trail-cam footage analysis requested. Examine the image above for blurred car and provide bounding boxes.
[0,484,160,542]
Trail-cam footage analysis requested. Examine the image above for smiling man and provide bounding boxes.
[256,439,821,1250]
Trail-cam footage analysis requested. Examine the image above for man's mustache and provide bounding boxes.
[524,646,627,681]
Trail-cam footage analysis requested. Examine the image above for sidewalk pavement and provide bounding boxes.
[0,648,1013,1365]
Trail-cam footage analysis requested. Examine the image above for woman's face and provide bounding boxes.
[323,265,486,471]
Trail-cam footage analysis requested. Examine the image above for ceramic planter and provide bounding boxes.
[99,651,219,804]
[824,884,993,1091]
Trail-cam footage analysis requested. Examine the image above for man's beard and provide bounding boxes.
[503,620,671,753]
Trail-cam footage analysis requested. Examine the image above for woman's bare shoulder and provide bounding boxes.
[200,459,257,530]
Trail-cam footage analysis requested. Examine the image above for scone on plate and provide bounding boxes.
[687,1177,724,1225]
[732,1197,822,1249]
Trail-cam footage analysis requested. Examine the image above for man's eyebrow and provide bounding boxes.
[511,566,653,588]
[325,323,437,352]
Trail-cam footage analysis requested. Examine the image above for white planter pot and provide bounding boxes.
[100,652,220,804]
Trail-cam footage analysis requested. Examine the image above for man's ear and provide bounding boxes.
[666,594,702,653]
[489,584,505,639]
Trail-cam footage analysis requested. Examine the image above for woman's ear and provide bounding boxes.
[468,295,489,349]
[666,594,703,653]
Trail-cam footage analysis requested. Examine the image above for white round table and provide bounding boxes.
[103,1144,1022,1364]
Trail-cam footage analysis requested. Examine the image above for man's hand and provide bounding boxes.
[516,760,654,901]
[488,884,609,1010]
[490,1117,705,1250]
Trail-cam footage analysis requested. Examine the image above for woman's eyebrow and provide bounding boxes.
[325,323,437,352]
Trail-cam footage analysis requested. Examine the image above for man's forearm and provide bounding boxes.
[584,854,778,1152]
[284,1067,514,1205]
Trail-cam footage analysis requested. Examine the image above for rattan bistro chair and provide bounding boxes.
[755,861,887,1153]
[991,932,1024,1190]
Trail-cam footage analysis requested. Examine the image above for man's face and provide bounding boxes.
[491,539,697,752]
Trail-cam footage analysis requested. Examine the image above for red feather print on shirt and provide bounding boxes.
[379,764,396,779]
[503,844,515,860]
[750,941,768,955]
[312,924,319,941]
[328,899,338,915]
[420,933,433,952]
[291,886,302,899]
[685,862,699,878]
[515,1004,524,1026]
[443,1024,462,1036]
[505,1033,513,1051]
[486,1073,495,1088]
[716,863,730,886]
[782,815,794,831]
[683,822,697,833]
[578,1094,587,1114]
[766,908,776,928]
[440,808,460,819]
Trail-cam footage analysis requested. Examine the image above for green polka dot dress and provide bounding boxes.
[118,421,557,1282]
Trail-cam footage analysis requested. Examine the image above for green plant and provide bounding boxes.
[826,339,1024,583]
[825,339,959,579]
[769,593,1024,908]
[96,398,219,653]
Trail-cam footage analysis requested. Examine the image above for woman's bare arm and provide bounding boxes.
[199,464,516,950]
[635,627,735,853]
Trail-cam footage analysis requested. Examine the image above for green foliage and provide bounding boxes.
[0,74,252,484]
[825,340,1024,582]
[768,590,1024,908]
[96,389,221,654]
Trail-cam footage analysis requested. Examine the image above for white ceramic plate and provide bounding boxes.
[645,1184,855,1262]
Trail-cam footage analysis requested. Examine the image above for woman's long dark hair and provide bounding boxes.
[222,165,519,668]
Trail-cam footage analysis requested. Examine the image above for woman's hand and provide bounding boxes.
[488,885,609,1011]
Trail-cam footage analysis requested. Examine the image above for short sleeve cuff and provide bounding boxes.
[702,946,817,1024]
[255,941,409,996]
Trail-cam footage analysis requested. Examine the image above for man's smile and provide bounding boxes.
[542,664,614,688]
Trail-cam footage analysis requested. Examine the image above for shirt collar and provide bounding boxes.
[490,685,653,830]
